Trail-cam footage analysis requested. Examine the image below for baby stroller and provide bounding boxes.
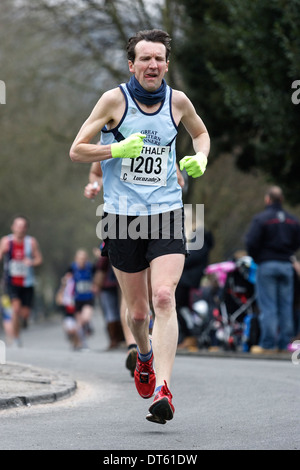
[203,256,260,351]
[187,282,223,349]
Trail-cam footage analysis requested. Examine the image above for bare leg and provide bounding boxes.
[150,254,185,388]
[120,295,136,346]
[11,299,22,340]
[80,304,93,326]
[120,270,153,344]
[20,306,31,326]
[3,320,14,345]
[112,268,150,355]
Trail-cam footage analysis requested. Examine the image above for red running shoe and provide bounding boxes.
[134,353,156,399]
[146,380,174,424]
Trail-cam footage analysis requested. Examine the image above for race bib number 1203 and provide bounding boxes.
[120,144,169,186]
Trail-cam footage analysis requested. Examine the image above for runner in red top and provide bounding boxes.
[0,216,43,346]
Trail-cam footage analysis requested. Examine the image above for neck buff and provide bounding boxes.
[126,75,167,106]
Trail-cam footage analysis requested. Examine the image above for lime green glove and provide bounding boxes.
[179,152,207,178]
[111,133,146,159]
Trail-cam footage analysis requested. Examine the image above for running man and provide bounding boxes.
[84,160,184,376]
[70,29,210,424]
[67,249,96,349]
[0,215,43,346]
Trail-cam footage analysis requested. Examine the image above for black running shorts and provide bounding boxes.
[101,208,187,273]
[7,284,34,308]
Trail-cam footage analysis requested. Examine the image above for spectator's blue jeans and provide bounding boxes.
[256,261,294,350]
[99,288,120,324]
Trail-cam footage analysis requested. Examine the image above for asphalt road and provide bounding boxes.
[0,308,299,452]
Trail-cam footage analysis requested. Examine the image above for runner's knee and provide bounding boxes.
[152,286,174,313]
[128,304,150,324]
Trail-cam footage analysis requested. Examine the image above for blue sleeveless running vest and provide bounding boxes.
[100,83,183,216]
[71,262,94,302]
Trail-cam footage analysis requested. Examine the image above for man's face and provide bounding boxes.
[11,218,28,239]
[128,40,169,92]
[75,250,88,268]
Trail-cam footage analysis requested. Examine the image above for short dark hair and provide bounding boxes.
[11,214,30,228]
[126,29,171,62]
[266,186,283,204]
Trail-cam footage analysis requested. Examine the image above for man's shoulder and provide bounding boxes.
[27,235,39,247]
[171,89,188,104]
[0,235,11,249]
[171,89,195,118]
[101,86,124,105]
[96,87,125,121]
[284,210,300,226]
[251,209,267,222]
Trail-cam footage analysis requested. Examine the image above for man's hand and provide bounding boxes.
[179,152,207,178]
[84,181,100,199]
[111,133,146,159]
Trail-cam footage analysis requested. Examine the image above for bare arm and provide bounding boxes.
[28,238,43,267]
[0,236,9,262]
[175,163,185,188]
[84,162,103,199]
[89,161,103,185]
[93,269,106,293]
[70,88,123,163]
[292,257,300,277]
[173,90,210,157]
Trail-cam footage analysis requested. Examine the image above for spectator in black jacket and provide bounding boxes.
[245,186,300,353]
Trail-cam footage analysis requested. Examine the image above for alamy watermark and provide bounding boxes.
[0,340,6,364]
[95,199,205,250]
[291,80,300,105]
[0,80,6,104]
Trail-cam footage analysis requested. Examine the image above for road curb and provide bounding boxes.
[0,362,77,410]
[176,349,293,361]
